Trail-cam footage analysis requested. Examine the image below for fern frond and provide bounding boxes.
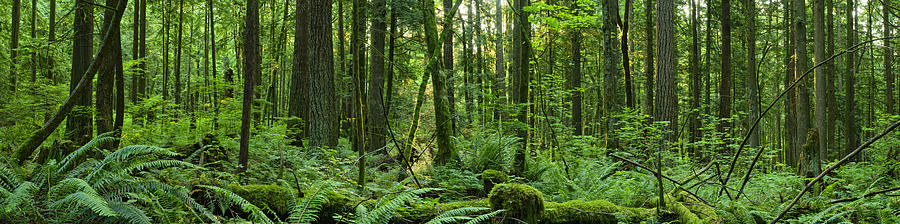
[58,133,117,174]
[289,184,328,224]
[108,201,152,224]
[464,209,504,224]
[359,188,437,224]
[198,185,273,224]
[2,181,37,213]
[52,191,117,217]
[423,207,490,224]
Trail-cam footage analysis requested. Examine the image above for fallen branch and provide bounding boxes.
[769,119,900,224]
[14,0,129,164]
[829,186,900,204]
[609,154,714,208]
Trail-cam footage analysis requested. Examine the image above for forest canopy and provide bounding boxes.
[1,0,900,222]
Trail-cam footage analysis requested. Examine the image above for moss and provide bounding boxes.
[650,194,702,224]
[489,184,544,224]
[227,184,295,219]
[541,199,653,224]
[396,199,491,223]
[481,169,509,194]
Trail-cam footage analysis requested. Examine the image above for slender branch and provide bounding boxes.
[609,154,715,207]
[829,186,900,204]
[769,119,900,224]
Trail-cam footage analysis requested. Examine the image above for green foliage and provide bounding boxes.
[481,169,508,194]
[226,184,295,219]
[543,199,653,224]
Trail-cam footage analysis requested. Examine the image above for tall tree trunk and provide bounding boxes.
[66,0,95,145]
[746,0,759,148]
[656,0,677,142]
[209,0,220,129]
[643,0,654,115]
[366,0,388,161]
[885,1,894,115]
[10,0,20,92]
[385,2,398,114]
[811,0,826,177]
[826,0,836,154]
[351,0,367,155]
[97,0,122,138]
[239,0,260,172]
[784,0,797,166]
[163,2,170,101]
[30,0,36,82]
[570,27,583,136]
[690,0,701,144]
[794,0,811,168]
[494,0,505,121]
[176,0,184,105]
[48,0,56,83]
[444,0,459,134]
[309,0,338,148]
[603,0,621,149]
[623,0,634,109]
[719,0,732,134]
[288,0,309,146]
[139,0,147,103]
[511,0,531,172]
[428,0,461,166]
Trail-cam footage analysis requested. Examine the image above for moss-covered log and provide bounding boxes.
[489,183,545,223]
[542,199,654,224]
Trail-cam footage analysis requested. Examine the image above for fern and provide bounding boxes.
[423,207,490,224]
[2,181,37,213]
[356,188,437,224]
[464,209,504,224]
[52,191,118,217]
[197,184,274,224]
[108,201,153,224]
[288,184,328,224]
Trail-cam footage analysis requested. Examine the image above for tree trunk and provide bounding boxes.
[10,0,20,92]
[48,0,56,83]
[366,0,388,160]
[494,0,505,121]
[623,0,634,109]
[644,0,654,115]
[812,0,826,177]
[746,0,759,148]
[845,0,858,161]
[288,0,310,146]
[30,0,36,82]
[826,0,836,155]
[512,0,531,172]
[656,0,677,142]
[97,0,122,139]
[444,0,459,134]
[784,0,797,166]
[427,0,460,166]
[690,0,701,144]
[603,0,621,149]
[570,27,583,136]
[163,1,170,101]
[719,0,732,134]
[239,0,261,172]
[385,3,398,114]
[209,0,220,129]
[885,1,894,115]
[794,0,811,166]
[66,0,95,145]
[176,0,184,105]
[351,0,367,155]
[309,0,338,148]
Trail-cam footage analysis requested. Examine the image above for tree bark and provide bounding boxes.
[885,1,894,115]
[845,0,858,160]
[97,0,122,139]
[690,0,701,144]
[427,0,461,166]
[288,0,310,146]
[656,0,677,142]
[826,0,836,154]
[603,0,622,149]
[812,0,827,177]
[746,0,759,148]
[66,0,95,145]
[623,0,634,109]
[719,0,732,134]
[794,0,811,166]
[511,0,531,172]
[176,0,184,105]
[309,0,338,148]
[493,0,505,121]
[367,0,388,159]
[239,0,261,172]
[10,0,20,92]
[570,27,583,136]
[644,0,654,115]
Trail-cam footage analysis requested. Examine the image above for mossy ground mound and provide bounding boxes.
[227,184,295,219]
[543,199,654,224]
[489,183,545,224]
[481,169,509,195]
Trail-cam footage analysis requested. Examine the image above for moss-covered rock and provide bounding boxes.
[482,169,509,195]
[542,199,654,224]
[227,184,295,219]
[490,184,544,224]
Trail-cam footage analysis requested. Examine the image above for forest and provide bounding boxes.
[1,0,900,222]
